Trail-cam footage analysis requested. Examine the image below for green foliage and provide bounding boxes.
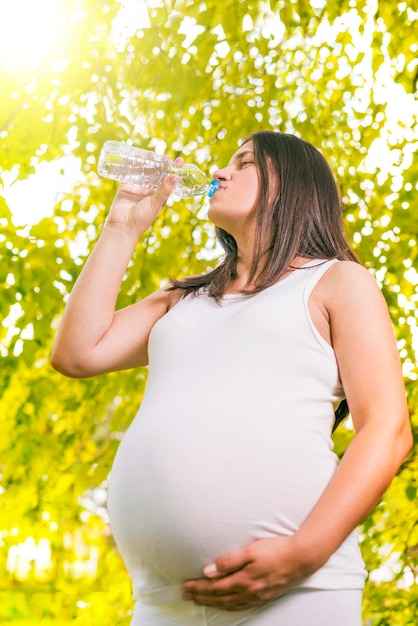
[0,0,417,623]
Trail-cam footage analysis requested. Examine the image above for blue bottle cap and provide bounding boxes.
[207,179,220,198]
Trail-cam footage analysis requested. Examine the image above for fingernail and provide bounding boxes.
[203,563,218,577]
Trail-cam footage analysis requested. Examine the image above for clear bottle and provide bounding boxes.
[97,140,220,199]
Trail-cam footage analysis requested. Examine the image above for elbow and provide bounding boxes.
[354,408,413,473]
[400,418,414,461]
[50,348,92,379]
[390,411,414,470]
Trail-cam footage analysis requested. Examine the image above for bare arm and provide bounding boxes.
[289,261,412,565]
[181,262,412,609]
[50,174,181,378]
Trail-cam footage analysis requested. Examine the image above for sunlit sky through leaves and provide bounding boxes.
[1,0,417,227]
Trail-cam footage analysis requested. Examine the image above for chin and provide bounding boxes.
[207,207,229,231]
[207,205,221,225]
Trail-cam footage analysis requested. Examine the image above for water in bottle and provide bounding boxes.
[97,141,220,199]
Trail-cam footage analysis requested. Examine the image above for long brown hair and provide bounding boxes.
[170,131,360,300]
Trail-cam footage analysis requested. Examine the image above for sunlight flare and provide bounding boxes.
[0,0,72,70]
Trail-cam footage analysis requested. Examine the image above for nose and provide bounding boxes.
[212,164,232,181]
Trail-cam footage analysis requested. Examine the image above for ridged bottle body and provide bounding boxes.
[97,141,211,199]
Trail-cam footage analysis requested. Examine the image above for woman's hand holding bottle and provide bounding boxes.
[106,157,184,238]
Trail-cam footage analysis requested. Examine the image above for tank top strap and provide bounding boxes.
[303,259,339,300]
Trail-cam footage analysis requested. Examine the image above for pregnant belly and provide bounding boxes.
[107,403,338,589]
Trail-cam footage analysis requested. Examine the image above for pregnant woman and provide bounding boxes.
[51,131,412,625]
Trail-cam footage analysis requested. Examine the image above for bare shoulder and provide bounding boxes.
[323,260,378,288]
[134,281,192,316]
[317,261,385,307]
[167,286,184,310]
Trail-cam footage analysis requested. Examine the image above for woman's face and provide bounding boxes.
[207,140,260,236]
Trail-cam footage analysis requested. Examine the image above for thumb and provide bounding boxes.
[149,174,178,210]
[203,547,251,579]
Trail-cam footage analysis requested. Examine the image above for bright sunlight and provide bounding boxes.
[0,0,74,70]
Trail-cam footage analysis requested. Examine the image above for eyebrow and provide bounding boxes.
[230,149,255,164]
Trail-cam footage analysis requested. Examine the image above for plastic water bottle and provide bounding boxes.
[97,141,220,199]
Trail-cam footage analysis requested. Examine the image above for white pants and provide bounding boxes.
[132,589,363,625]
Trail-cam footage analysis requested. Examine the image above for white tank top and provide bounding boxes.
[107,259,367,605]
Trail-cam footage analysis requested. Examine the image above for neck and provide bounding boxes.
[233,260,253,292]
[233,232,258,289]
